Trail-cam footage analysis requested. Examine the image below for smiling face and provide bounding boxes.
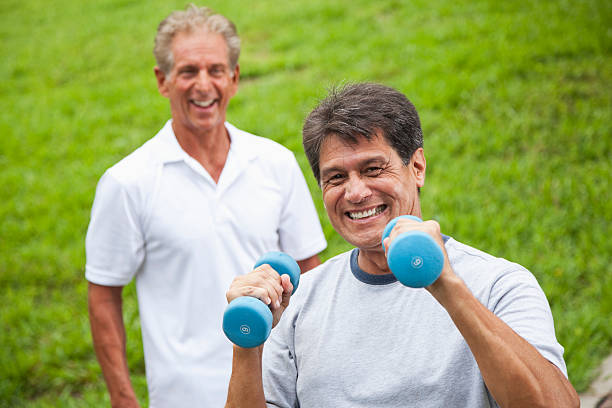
[155,28,239,138]
[319,132,426,251]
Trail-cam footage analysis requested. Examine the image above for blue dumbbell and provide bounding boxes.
[222,251,300,348]
[381,215,444,288]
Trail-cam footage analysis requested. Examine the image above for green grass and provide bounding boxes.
[1,0,610,405]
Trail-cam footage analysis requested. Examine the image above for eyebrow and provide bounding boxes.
[176,61,229,71]
[177,64,198,71]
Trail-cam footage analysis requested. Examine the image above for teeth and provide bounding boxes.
[349,205,384,220]
[193,99,214,107]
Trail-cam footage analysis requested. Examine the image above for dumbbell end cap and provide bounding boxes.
[388,231,444,288]
[223,297,273,348]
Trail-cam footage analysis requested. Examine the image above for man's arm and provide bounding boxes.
[297,254,321,273]
[431,276,579,407]
[389,218,579,407]
[224,265,294,407]
[225,346,266,408]
[88,282,140,408]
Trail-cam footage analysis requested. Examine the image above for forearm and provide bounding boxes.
[431,277,578,408]
[92,331,138,405]
[88,283,139,407]
[225,264,296,407]
[225,346,267,408]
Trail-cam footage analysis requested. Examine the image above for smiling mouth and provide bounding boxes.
[346,205,387,220]
[192,99,215,108]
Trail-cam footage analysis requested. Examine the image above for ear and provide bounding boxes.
[228,63,240,98]
[154,66,169,98]
[411,148,426,188]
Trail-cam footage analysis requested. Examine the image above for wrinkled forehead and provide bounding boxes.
[319,131,397,170]
[320,130,393,157]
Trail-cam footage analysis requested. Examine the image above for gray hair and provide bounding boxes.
[303,82,424,184]
[153,4,241,75]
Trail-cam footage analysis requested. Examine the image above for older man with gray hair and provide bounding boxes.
[85,5,326,407]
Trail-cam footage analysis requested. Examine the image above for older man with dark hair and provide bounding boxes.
[85,5,326,407]
[225,82,579,408]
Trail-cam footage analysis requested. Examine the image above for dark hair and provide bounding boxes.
[302,82,424,184]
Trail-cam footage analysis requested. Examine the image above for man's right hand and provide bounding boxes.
[226,264,294,329]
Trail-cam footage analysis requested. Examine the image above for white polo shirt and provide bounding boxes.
[85,120,327,408]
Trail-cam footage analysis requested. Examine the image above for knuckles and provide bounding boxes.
[390,218,441,242]
[422,220,441,234]
[226,266,284,303]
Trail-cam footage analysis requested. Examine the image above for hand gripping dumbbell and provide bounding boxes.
[222,251,300,348]
[381,215,444,288]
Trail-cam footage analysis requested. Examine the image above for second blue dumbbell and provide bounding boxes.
[382,215,444,288]
[222,251,300,348]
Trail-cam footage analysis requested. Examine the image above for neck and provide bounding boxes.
[357,247,392,275]
[172,121,231,183]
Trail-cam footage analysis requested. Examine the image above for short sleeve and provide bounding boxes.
[277,155,327,261]
[489,268,568,377]
[85,171,145,286]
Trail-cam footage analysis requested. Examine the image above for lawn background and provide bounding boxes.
[1,0,610,406]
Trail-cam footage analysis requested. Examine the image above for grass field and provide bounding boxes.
[1,0,611,405]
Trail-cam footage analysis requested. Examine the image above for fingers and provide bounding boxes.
[279,274,294,308]
[389,218,442,244]
[382,237,391,257]
[386,218,447,264]
[270,274,294,328]
[226,264,293,310]
[256,264,286,307]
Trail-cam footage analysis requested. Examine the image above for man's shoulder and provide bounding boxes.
[297,251,353,291]
[105,122,171,185]
[446,237,522,270]
[445,236,535,290]
[445,237,499,263]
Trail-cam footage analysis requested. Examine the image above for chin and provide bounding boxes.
[345,235,382,251]
[341,223,385,247]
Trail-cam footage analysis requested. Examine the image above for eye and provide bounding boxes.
[178,67,197,78]
[365,167,383,176]
[324,173,345,186]
[209,65,227,77]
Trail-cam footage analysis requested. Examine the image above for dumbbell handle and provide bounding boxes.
[222,251,300,348]
[382,215,444,288]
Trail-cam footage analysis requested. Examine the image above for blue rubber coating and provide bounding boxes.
[222,296,272,348]
[382,215,444,288]
[253,251,301,295]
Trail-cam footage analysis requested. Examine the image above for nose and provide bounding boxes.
[194,70,213,93]
[344,174,371,203]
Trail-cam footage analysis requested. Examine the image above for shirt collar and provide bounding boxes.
[154,120,259,165]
